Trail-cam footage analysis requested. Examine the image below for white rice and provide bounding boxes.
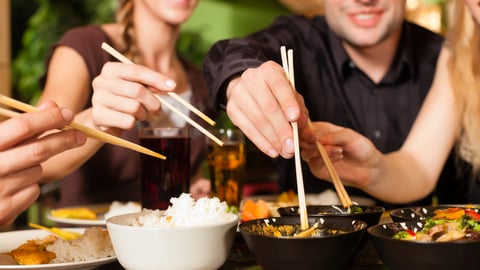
[129,193,237,227]
[46,227,114,263]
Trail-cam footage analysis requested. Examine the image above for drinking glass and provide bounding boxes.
[207,128,245,208]
[138,126,190,210]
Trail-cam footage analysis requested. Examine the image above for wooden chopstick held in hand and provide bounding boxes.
[101,42,216,127]
[0,95,166,160]
[281,46,309,231]
[308,120,352,207]
[100,42,223,146]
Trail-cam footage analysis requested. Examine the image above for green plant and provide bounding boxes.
[12,0,116,104]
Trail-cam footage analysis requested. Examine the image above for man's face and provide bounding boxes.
[323,0,406,48]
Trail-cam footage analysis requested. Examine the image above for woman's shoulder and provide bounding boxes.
[58,25,111,46]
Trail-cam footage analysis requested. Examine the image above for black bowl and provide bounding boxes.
[239,216,367,270]
[368,221,480,270]
[277,205,385,227]
[389,205,480,222]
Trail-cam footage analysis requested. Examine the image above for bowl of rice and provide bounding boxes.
[106,193,238,270]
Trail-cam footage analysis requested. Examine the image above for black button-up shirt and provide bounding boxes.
[203,15,454,207]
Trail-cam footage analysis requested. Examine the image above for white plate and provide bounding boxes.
[0,228,116,269]
[46,204,110,226]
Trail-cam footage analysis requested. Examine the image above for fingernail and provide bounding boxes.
[60,108,73,121]
[164,79,176,89]
[267,149,279,158]
[285,107,299,121]
[333,147,343,154]
[284,138,294,153]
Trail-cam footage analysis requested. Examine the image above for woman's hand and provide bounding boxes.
[91,62,176,131]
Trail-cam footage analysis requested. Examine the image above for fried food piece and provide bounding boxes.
[9,235,57,265]
[50,207,97,220]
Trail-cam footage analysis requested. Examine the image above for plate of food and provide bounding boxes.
[0,227,116,269]
[47,201,141,226]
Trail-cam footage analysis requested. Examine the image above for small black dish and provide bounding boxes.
[239,216,367,270]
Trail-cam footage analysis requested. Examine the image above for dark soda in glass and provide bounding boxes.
[139,130,190,210]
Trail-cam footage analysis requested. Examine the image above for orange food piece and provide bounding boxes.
[241,199,270,222]
[433,207,465,220]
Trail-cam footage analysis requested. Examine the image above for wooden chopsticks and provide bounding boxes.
[100,42,224,146]
[308,120,352,208]
[0,95,166,160]
[281,46,309,230]
[280,46,352,209]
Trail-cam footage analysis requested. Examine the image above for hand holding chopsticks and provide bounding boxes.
[100,42,223,146]
[0,95,166,160]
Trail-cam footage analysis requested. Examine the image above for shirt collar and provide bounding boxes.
[328,20,415,84]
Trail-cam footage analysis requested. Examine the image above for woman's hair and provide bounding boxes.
[116,0,141,64]
[447,0,480,172]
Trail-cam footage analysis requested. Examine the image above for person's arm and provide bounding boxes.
[301,48,460,203]
[0,101,86,225]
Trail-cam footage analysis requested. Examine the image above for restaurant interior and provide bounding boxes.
[0,0,446,229]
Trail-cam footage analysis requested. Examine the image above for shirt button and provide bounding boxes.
[374,130,382,139]
[349,61,356,68]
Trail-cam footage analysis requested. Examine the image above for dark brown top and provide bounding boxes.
[40,25,212,207]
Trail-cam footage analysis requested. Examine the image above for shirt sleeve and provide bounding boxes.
[202,15,314,112]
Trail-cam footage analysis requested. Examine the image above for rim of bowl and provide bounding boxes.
[239,216,367,239]
[277,205,385,216]
[106,212,239,230]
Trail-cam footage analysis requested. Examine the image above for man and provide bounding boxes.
[0,101,86,225]
[203,0,460,207]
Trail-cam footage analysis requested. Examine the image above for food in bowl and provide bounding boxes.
[392,207,480,242]
[107,193,238,270]
[389,205,479,222]
[368,219,480,270]
[239,216,367,270]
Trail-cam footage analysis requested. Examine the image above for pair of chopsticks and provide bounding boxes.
[280,46,352,212]
[100,42,223,147]
[0,95,166,160]
[280,46,309,230]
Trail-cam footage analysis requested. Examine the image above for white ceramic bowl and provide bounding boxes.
[106,212,238,270]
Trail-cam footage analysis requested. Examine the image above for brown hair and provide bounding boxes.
[116,0,141,64]
[447,1,480,172]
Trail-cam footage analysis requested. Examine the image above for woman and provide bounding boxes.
[300,0,480,204]
[38,0,211,206]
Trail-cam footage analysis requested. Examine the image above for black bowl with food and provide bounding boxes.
[239,216,367,270]
[277,205,385,227]
[368,219,480,270]
[389,205,480,222]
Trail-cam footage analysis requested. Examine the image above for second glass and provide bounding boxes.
[207,128,245,208]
